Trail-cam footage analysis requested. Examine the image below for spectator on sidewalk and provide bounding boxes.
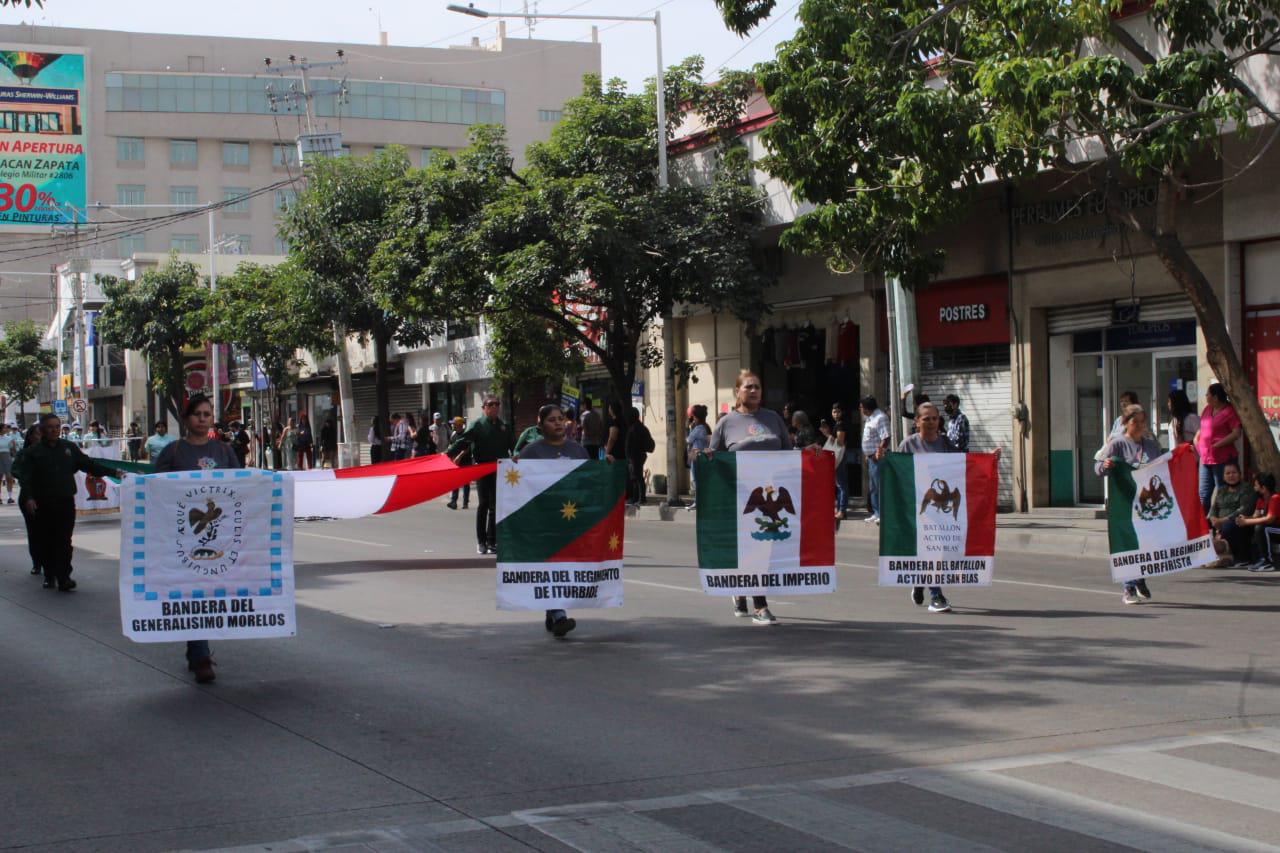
[860,396,890,524]
[294,413,315,470]
[580,399,605,460]
[1195,383,1241,514]
[830,402,850,519]
[1236,472,1280,573]
[446,416,470,510]
[685,405,710,509]
[144,420,176,460]
[1166,389,1199,450]
[125,421,143,461]
[1208,461,1254,566]
[320,416,338,468]
[624,406,654,506]
[943,394,970,452]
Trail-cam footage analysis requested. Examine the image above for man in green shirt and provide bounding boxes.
[13,413,121,591]
[447,394,513,554]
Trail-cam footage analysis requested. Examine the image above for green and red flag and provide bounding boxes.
[495,458,627,610]
[1106,443,1213,582]
[693,450,836,595]
[878,452,998,586]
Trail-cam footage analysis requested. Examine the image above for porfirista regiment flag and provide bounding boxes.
[878,452,998,586]
[495,458,627,610]
[1106,444,1214,582]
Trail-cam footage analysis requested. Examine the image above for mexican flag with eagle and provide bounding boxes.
[693,450,837,596]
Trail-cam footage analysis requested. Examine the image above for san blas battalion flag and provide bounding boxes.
[495,458,627,610]
[694,451,836,595]
[878,452,998,586]
[1106,443,1214,582]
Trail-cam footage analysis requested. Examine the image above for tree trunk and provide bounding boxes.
[373,321,391,454]
[168,347,185,434]
[332,322,357,467]
[1130,181,1280,475]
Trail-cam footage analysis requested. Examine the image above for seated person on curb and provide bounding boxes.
[1235,472,1280,573]
[1207,461,1254,567]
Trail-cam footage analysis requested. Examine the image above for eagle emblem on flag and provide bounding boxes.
[919,478,962,519]
[1135,475,1174,521]
[744,485,795,540]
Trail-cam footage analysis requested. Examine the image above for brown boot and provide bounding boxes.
[191,657,216,684]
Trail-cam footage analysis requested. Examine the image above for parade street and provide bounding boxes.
[2,503,1279,852]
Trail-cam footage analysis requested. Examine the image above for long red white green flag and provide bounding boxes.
[1106,443,1213,582]
[285,454,495,518]
[878,452,998,587]
[495,458,627,611]
[694,451,836,595]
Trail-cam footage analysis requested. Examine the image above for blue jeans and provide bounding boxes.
[186,639,210,663]
[835,462,848,514]
[1198,461,1231,515]
[866,456,881,517]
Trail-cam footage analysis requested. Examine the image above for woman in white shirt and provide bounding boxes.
[1166,389,1199,451]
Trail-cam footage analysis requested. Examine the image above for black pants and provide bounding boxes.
[475,472,497,547]
[734,595,768,609]
[585,444,600,460]
[628,454,647,504]
[370,444,383,464]
[19,498,40,572]
[32,496,75,584]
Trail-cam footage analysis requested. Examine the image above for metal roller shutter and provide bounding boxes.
[352,375,425,464]
[919,365,1014,510]
[1047,295,1193,334]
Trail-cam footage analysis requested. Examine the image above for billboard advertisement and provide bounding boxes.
[0,46,86,228]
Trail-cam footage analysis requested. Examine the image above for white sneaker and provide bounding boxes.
[864,514,879,524]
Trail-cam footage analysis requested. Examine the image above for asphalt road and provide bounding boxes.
[1,499,1279,851]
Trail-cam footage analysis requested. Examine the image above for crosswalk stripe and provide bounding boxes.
[1074,751,1280,815]
[910,771,1236,853]
[1216,729,1280,755]
[718,791,1002,853]
[523,810,727,852]
[957,768,1276,853]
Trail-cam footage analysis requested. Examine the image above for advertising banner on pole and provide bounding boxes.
[0,45,87,229]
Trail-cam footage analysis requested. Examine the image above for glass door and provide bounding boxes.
[1075,354,1106,503]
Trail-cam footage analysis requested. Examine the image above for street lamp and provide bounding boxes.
[447,3,686,508]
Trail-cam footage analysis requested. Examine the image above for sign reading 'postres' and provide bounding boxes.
[1106,444,1214,583]
[878,452,998,587]
[119,469,295,642]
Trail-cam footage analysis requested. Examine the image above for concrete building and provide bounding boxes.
[2,22,599,431]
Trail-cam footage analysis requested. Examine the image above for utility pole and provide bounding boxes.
[265,52,357,465]
[208,207,219,422]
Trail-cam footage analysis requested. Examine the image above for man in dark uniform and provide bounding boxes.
[13,413,121,591]
[447,394,512,554]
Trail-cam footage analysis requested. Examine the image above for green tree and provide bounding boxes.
[0,1,43,7]
[379,67,773,418]
[0,319,56,421]
[202,259,337,418]
[279,147,437,439]
[486,308,586,393]
[716,0,1280,473]
[96,256,208,426]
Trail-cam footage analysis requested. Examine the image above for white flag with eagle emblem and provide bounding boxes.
[1106,443,1214,582]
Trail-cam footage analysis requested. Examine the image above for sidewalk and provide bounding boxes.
[627,502,1112,557]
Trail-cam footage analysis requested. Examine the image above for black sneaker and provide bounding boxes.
[29,564,41,575]
[446,501,458,510]
[1248,562,1277,573]
[731,597,750,617]
[551,617,576,638]
[57,579,77,592]
[928,594,951,613]
[42,578,55,589]
[911,587,925,606]
[1134,579,1152,599]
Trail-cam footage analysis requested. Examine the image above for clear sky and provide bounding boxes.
[14,0,800,91]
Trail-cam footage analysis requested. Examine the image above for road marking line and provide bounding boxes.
[721,790,1000,852]
[919,770,1271,853]
[522,809,727,852]
[836,562,1116,597]
[1074,751,1280,814]
[624,579,701,593]
[295,531,391,548]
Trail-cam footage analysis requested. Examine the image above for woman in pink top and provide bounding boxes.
[1194,383,1242,514]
